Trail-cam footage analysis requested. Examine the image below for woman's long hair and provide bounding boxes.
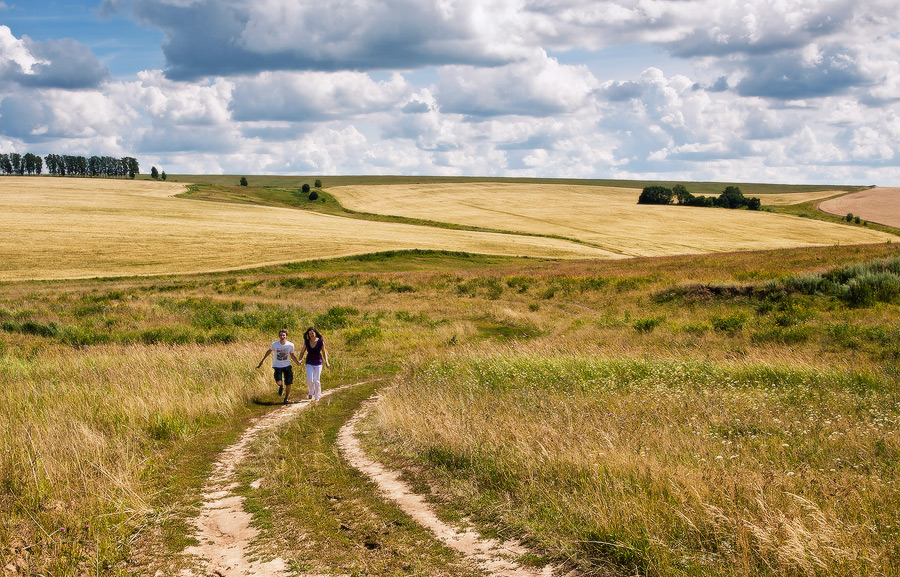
[304,326,322,347]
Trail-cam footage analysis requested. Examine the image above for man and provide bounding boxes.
[256,328,301,404]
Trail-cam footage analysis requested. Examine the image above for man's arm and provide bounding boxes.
[257,348,272,368]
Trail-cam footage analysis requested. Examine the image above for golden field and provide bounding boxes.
[331,183,895,256]
[0,177,617,281]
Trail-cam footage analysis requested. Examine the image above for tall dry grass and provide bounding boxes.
[0,342,265,574]
[371,354,900,576]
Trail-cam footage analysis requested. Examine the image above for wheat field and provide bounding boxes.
[0,177,618,281]
[331,183,896,256]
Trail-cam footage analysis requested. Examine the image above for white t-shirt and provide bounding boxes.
[270,340,295,368]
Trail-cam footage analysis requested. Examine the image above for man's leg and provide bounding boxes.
[283,366,294,404]
[274,368,284,396]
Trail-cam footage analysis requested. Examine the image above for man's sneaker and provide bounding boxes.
[278,384,283,396]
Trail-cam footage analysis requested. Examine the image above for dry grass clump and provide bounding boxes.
[371,355,900,576]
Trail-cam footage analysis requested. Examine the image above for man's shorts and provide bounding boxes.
[273,366,294,386]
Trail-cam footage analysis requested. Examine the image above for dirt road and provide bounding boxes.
[178,386,560,577]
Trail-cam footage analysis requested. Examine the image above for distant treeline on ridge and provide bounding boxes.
[0,153,140,178]
[638,184,761,210]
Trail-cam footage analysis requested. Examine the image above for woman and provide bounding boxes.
[298,326,330,401]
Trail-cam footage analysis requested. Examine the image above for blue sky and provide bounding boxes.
[1,0,899,183]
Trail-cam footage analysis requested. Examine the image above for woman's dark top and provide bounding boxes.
[305,338,324,365]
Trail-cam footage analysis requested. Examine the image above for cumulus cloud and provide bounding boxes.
[0,88,136,148]
[735,46,869,99]
[436,50,598,117]
[0,27,108,89]
[230,71,412,122]
[101,0,532,79]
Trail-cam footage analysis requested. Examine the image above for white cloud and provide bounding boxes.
[230,71,412,122]
[437,49,598,117]
[0,25,43,76]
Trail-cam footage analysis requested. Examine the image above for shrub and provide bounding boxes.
[314,306,358,330]
[846,213,854,222]
[139,326,196,345]
[633,316,664,333]
[710,311,748,334]
[314,179,322,188]
[344,325,382,346]
[239,177,248,186]
[308,190,319,201]
[301,183,311,193]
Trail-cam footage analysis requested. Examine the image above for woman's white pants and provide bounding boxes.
[306,363,322,400]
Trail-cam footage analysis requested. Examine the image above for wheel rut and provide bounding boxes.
[178,384,561,577]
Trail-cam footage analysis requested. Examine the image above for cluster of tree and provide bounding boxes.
[303,180,323,200]
[0,152,140,178]
[0,153,44,176]
[638,184,761,210]
[150,166,167,180]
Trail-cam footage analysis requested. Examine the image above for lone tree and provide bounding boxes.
[314,179,322,188]
[240,177,248,186]
[301,183,311,193]
[150,166,159,180]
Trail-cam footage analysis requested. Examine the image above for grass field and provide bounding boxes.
[2,176,900,576]
[329,183,896,257]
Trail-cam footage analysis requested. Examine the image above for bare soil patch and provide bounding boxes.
[818,187,900,228]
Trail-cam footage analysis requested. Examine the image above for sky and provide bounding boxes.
[1,0,899,184]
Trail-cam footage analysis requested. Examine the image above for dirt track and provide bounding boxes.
[178,386,558,577]
[818,187,900,228]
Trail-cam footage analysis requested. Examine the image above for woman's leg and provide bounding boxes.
[308,364,322,400]
[306,363,315,399]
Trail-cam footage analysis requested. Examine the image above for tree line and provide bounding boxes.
[0,153,140,178]
[638,184,761,210]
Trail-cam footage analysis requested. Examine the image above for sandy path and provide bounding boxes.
[179,386,352,577]
[337,396,560,577]
[818,187,900,228]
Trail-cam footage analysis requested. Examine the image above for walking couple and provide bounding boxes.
[257,327,330,404]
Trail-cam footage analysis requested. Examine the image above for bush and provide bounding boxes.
[239,177,248,186]
[846,213,854,222]
[308,190,319,201]
[314,306,358,330]
[344,325,382,346]
[710,312,748,334]
[314,179,322,188]
[301,183,311,193]
[633,316,664,333]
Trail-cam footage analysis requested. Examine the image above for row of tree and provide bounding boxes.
[0,153,140,178]
[638,184,761,210]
